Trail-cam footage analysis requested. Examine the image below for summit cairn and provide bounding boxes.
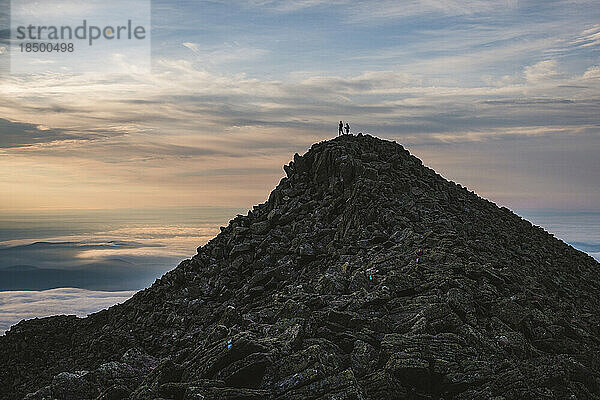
[2,134,599,399]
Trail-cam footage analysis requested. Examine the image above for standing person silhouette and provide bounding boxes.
[345,123,350,135]
[338,121,344,136]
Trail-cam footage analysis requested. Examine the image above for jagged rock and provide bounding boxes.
[1,134,600,399]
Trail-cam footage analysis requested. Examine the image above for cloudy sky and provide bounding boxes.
[0,0,598,212]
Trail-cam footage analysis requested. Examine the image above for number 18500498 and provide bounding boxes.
[20,42,74,52]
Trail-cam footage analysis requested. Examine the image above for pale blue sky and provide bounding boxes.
[149,1,600,80]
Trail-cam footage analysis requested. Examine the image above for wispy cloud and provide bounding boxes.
[570,25,600,49]
[0,118,102,149]
[182,42,268,64]
[344,0,514,22]
[230,0,515,17]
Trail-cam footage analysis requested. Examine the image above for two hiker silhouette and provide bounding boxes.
[338,121,350,136]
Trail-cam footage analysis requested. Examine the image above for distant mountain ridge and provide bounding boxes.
[1,134,599,399]
[0,265,39,271]
[0,259,155,291]
[0,240,169,291]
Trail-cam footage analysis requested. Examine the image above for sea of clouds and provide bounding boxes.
[0,288,135,334]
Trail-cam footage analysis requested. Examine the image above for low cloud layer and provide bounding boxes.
[519,211,600,262]
[0,208,241,290]
[0,288,135,335]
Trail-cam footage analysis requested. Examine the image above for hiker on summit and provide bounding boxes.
[338,121,344,136]
[345,123,350,135]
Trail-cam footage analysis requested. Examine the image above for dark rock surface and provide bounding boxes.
[1,134,599,399]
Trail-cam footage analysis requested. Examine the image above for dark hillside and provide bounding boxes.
[2,134,599,399]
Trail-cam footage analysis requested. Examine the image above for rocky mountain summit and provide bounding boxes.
[2,134,600,399]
